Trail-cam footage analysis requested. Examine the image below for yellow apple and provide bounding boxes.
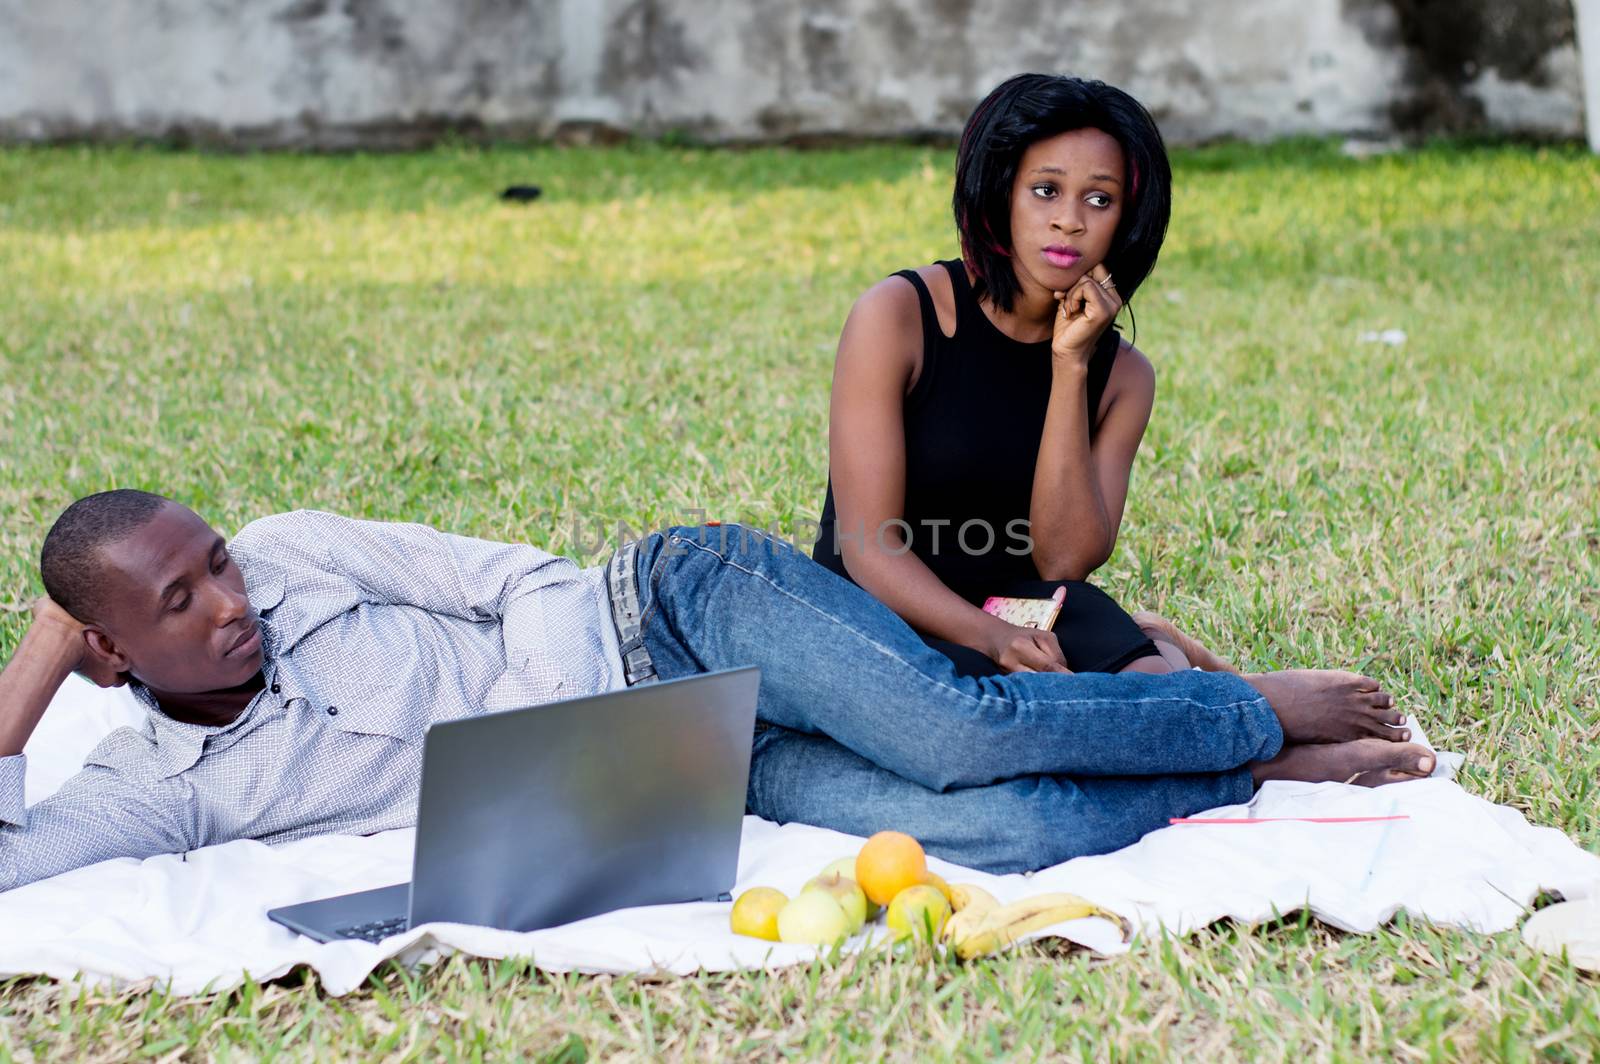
[729,887,788,941]
[886,884,952,942]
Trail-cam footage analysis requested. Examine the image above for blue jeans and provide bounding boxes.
[635,525,1282,874]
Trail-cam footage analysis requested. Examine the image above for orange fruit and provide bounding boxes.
[854,831,928,907]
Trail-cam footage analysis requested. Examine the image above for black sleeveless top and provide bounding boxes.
[814,260,1122,604]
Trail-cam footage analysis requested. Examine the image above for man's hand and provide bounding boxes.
[1,596,124,758]
[30,597,124,688]
[984,622,1073,674]
[1051,264,1123,372]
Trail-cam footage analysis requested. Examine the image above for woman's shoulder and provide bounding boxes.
[844,272,923,337]
[1098,336,1156,420]
[846,264,950,332]
[860,262,959,339]
[835,272,926,383]
[1112,337,1154,384]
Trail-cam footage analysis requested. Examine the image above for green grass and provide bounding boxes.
[1,138,1598,1059]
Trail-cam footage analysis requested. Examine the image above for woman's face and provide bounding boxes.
[1005,127,1125,300]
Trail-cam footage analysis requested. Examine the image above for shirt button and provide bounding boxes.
[327,706,339,716]
[270,683,281,694]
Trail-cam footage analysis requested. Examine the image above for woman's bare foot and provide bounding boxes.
[1131,612,1239,673]
[1245,670,1407,744]
[1252,738,1434,787]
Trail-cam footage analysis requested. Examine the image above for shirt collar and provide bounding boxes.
[245,564,286,614]
[126,685,214,779]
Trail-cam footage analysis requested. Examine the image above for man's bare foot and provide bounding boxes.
[1245,669,1407,744]
[1252,738,1434,787]
[1131,612,1239,673]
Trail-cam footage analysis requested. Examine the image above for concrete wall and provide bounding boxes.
[0,0,1584,147]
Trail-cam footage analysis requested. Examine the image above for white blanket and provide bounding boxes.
[3,677,1597,996]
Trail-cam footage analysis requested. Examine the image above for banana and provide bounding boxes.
[947,883,999,914]
[940,883,1002,944]
[948,891,1130,960]
[941,904,990,945]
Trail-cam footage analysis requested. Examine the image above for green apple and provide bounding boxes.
[819,856,856,880]
[802,872,868,934]
[777,890,852,945]
[818,857,882,921]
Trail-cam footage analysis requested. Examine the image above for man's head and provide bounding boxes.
[41,491,264,694]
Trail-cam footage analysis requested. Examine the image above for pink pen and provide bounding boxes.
[1168,815,1411,825]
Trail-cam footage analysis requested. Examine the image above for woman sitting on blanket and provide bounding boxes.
[815,73,1297,678]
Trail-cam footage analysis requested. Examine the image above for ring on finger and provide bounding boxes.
[1098,277,1117,290]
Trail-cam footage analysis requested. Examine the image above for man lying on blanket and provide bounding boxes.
[0,490,1434,891]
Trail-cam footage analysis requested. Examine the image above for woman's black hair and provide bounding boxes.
[954,73,1172,314]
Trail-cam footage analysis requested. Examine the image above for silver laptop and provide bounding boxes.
[267,667,760,943]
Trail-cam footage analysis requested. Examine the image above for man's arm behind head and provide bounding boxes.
[0,597,119,759]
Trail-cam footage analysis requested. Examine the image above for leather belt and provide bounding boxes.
[606,539,659,687]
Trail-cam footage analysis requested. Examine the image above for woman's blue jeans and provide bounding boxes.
[635,525,1282,874]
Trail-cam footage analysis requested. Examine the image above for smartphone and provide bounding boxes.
[981,586,1066,630]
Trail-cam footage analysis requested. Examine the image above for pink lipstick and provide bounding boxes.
[1043,245,1081,268]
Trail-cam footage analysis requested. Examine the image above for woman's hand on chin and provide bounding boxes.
[1051,263,1123,371]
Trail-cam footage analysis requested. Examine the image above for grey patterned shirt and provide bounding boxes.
[0,511,626,892]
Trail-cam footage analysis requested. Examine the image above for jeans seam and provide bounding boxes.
[639,533,672,637]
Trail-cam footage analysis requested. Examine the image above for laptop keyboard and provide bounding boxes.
[334,916,409,943]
